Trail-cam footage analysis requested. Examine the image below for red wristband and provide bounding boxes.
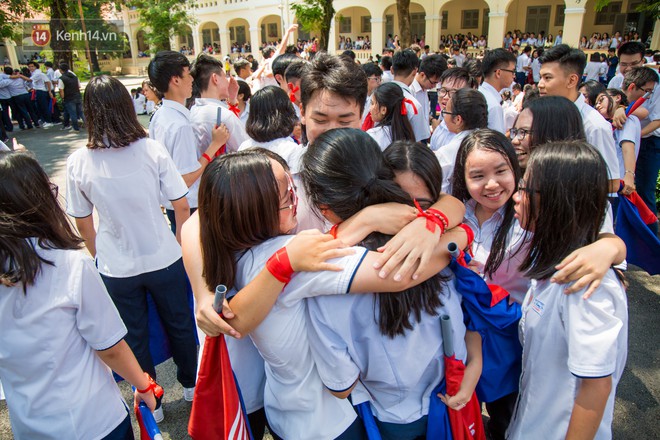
[266,247,294,284]
[328,223,341,239]
[136,373,164,399]
[202,153,212,163]
[414,200,448,235]
[458,223,475,247]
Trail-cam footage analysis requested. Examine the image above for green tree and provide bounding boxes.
[291,0,334,51]
[126,0,196,54]
[1,1,32,40]
[397,0,411,49]
[595,0,659,20]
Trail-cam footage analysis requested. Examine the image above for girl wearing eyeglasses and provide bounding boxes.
[508,141,628,440]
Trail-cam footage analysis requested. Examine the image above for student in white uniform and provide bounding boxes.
[188,147,469,440]
[236,79,251,126]
[66,76,199,422]
[509,141,628,440]
[430,68,477,151]
[391,49,430,142]
[133,88,146,114]
[366,82,415,150]
[361,62,383,123]
[302,133,480,440]
[148,51,229,233]
[478,49,517,134]
[0,151,158,439]
[435,88,488,193]
[189,54,249,156]
[238,86,304,172]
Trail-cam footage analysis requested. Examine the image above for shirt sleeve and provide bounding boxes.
[618,117,640,147]
[58,79,64,90]
[307,297,361,392]
[65,154,94,218]
[225,112,250,153]
[153,140,189,201]
[584,119,619,181]
[73,254,128,350]
[169,124,202,176]
[560,276,625,378]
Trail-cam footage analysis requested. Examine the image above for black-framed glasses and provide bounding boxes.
[367,76,382,83]
[518,178,539,194]
[500,68,516,74]
[440,109,456,117]
[636,84,655,95]
[279,172,298,216]
[438,87,458,98]
[619,58,644,69]
[510,128,533,141]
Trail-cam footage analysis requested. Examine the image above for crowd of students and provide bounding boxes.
[0,35,657,440]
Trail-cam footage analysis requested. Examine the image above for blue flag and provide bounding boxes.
[615,195,660,275]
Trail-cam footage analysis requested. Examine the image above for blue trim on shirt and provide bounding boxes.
[346,249,369,293]
[572,373,613,379]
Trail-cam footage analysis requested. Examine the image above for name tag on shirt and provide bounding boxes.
[531,298,545,316]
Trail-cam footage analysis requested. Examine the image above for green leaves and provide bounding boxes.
[126,0,196,53]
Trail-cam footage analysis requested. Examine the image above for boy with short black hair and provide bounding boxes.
[392,49,429,142]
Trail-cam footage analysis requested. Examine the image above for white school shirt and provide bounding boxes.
[149,98,201,209]
[238,136,305,173]
[508,271,628,440]
[583,62,601,82]
[190,97,249,156]
[30,69,50,91]
[479,82,505,133]
[503,104,518,133]
[367,125,393,151]
[231,236,368,440]
[463,200,530,304]
[531,59,541,83]
[436,129,473,194]
[614,116,641,179]
[430,120,455,151]
[516,54,530,73]
[607,73,624,90]
[410,78,430,122]
[381,70,394,83]
[640,72,660,138]
[239,101,250,126]
[574,95,619,182]
[392,80,431,141]
[133,94,146,114]
[306,270,467,424]
[0,245,129,439]
[66,138,188,277]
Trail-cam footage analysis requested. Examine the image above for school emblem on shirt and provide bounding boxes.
[531,298,545,316]
[31,24,51,47]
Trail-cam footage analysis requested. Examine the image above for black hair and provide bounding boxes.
[392,49,419,77]
[519,141,609,280]
[538,44,586,79]
[602,88,628,114]
[190,53,222,93]
[451,130,521,276]
[440,67,478,89]
[341,50,356,61]
[418,54,448,79]
[383,140,442,208]
[617,41,645,58]
[27,61,40,68]
[272,53,300,79]
[371,82,415,143]
[148,50,190,94]
[623,66,659,90]
[284,60,307,82]
[58,62,70,72]
[246,86,297,143]
[589,52,601,62]
[579,80,606,107]
[84,76,147,149]
[300,53,367,114]
[362,62,382,78]
[44,61,53,68]
[522,46,532,54]
[237,79,251,102]
[262,45,276,58]
[522,96,586,148]
[3,67,12,75]
[380,55,393,70]
[450,88,488,130]
[300,128,446,338]
[482,48,516,76]
[0,152,82,290]
[512,83,522,91]
[233,59,251,73]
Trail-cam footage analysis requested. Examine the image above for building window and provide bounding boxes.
[595,2,621,25]
[410,13,425,39]
[229,27,235,41]
[462,10,479,29]
[361,16,371,33]
[339,16,352,34]
[555,5,565,26]
[267,22,278,38]
[441,11,448,30]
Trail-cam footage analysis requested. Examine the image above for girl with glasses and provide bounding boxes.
[508,141,628,440]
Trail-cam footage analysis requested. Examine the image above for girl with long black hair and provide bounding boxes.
[367,82,415,150]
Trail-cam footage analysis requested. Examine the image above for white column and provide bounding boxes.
[3,39,18,67]
[328,15,336,54]
[425,15,440,51]
[651,19,660,51]
[371,18,385,55]
[249,26,261,60]
[487,12,507,49]
[192,31,202,56]
[219,29,231,57]
[561,8,586,49]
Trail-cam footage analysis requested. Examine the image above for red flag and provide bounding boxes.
[444,355,486,440]
[188,335,252,440]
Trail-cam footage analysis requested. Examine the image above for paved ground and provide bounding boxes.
[0,119,658,439]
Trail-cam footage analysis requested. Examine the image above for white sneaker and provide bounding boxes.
[42,122,53,128]
[153,405,164,423]
[183,386,195,402]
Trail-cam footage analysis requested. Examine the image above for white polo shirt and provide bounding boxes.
[367,125,393,151]
[0,245,129,439]
[149,98,201,209]
[392,80,431,141]
[614,116,641,179]
[66,138,188,277]
[508,271,628,439]
[307,269,467,424]
[133,93,146,115]
[410,78,430,123]
[239,136,305,173]
[479,82,505,133]
[429,120,455,151]
[516,54,530,73]
[574,95,619,182]
[190,97,249,155]
[231,235,368,440]
[30,69,51,92]
[435,129,474,194]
